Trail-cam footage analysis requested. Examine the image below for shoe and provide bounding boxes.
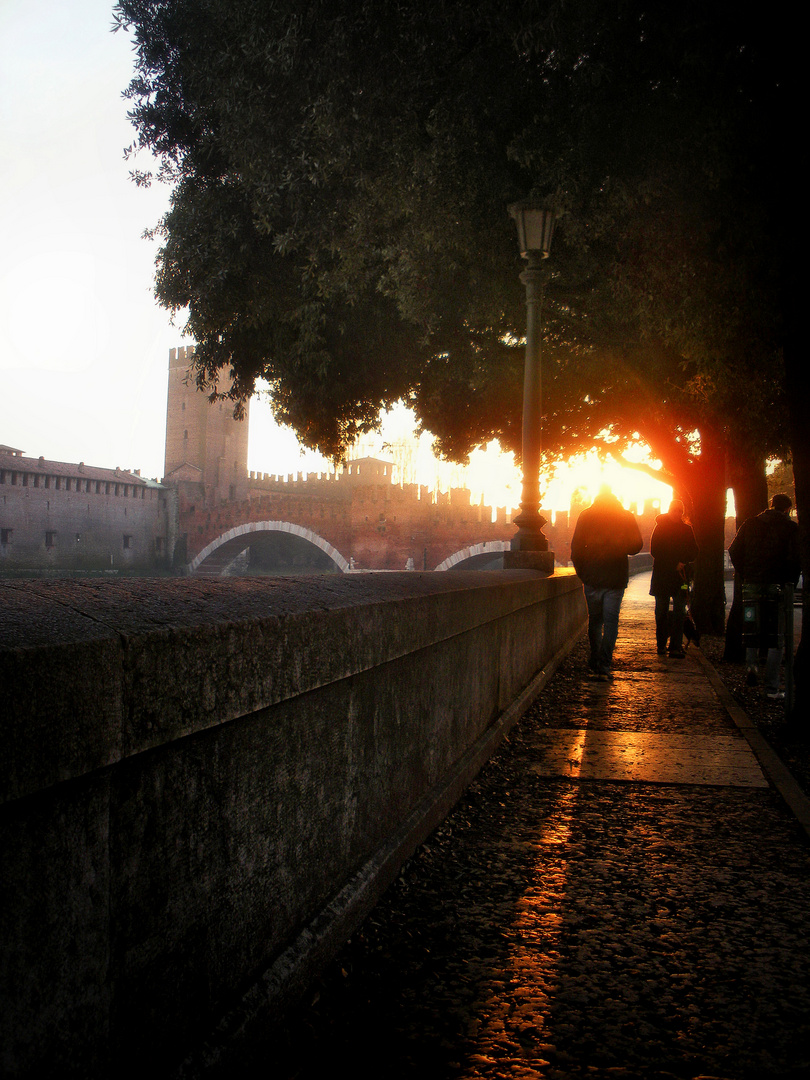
[656,647,667,656]
[767,690,785,701]
[746,667,758,686]
[668,650,686,659]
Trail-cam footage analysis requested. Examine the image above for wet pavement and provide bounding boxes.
[211,573,810,1080]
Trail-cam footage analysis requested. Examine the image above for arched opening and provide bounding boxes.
[434,541,512,572]
[225,531,339,576]
[190,522,349,576]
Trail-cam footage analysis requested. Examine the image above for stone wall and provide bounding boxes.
[0,571,586,1077]
[0,449,171,573]
[180,477,520,571]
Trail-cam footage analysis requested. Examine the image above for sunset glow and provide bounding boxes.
[248,398,675,517]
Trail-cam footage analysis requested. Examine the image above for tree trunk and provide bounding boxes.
[784,306,809,727]
[730,452,769,530]
[688,427,728,635]
[724,452,770,662]
[776,99,808,723]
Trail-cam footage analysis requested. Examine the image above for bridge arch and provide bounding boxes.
[434,541,511,572]
[188,521,350,575]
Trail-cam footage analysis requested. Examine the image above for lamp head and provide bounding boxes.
[508,202,556,258]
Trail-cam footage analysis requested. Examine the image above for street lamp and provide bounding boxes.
[504,201,556,573]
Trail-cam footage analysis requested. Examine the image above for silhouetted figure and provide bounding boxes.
[728,493,800,700]
[649,499,699,658]
[571,486,643,681]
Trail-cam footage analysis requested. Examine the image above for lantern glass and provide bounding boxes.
[508,203,556,257]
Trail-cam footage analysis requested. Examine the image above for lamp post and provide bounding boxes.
[504,201,556,573]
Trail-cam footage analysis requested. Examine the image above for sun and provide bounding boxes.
[444,444,673,520]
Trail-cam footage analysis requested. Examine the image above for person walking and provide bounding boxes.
[649,499,699,658]
[571,485,643,681]
[728,493,801,700]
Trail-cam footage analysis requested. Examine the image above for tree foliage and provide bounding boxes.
[114,0,798,632]
[115,0,786,462]
[114,0,805,690]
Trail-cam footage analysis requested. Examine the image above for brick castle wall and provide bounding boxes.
[0,450,171,572]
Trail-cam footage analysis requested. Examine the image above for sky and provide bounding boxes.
[0,0,330,484]
[0,0,673,512]
[0,0,178,479]
[0,0,476,489]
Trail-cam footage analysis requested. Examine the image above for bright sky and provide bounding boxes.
[0,0,177,479]
[0,0,673,513]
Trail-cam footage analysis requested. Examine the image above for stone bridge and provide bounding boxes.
[173,460,574,576]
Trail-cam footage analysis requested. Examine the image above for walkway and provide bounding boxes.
[208,574,810,1080]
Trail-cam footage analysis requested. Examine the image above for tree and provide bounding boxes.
[116,0,530,455]
[115,0,795,635]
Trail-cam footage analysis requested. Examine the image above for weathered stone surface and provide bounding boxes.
[232,574,810,1080]
[0,570,586,1077]
[0,585,123,801]
[1,572,583,799]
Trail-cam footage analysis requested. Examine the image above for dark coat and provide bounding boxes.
[571,493,644,590]
[649,513,699,597]
[728,509,801,585]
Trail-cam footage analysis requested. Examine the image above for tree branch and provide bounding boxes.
[609,451,676,489]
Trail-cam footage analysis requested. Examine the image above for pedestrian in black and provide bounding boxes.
[571,486,644,680]
[728,493,801,700]
[649,499,699,658]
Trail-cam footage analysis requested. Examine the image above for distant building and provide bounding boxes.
[0,347,250,575]
[0,444,171,573]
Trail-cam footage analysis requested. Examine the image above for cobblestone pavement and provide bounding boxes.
[218,575,810,1080]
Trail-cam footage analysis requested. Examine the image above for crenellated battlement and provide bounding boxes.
[169,344,197,365]
[246,457,500,514]
[247,466,465,504]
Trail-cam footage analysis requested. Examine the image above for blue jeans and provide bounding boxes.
[583,585,625,675]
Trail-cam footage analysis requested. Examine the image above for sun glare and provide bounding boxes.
[248,397,675,519]
[550,449,673,515]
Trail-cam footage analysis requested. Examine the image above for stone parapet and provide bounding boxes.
[0,572,586,1077]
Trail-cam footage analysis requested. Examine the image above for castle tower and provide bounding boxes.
[164,346,250,502]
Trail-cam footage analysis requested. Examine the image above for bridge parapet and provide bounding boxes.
[1,571,586,1077]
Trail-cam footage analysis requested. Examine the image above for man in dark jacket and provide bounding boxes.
[728,493,801,699]
[571,486,643,680]
[649,499,699,658]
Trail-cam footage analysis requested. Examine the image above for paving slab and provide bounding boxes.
[528,729,768,787]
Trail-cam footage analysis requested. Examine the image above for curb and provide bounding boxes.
[692,646,810,841]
